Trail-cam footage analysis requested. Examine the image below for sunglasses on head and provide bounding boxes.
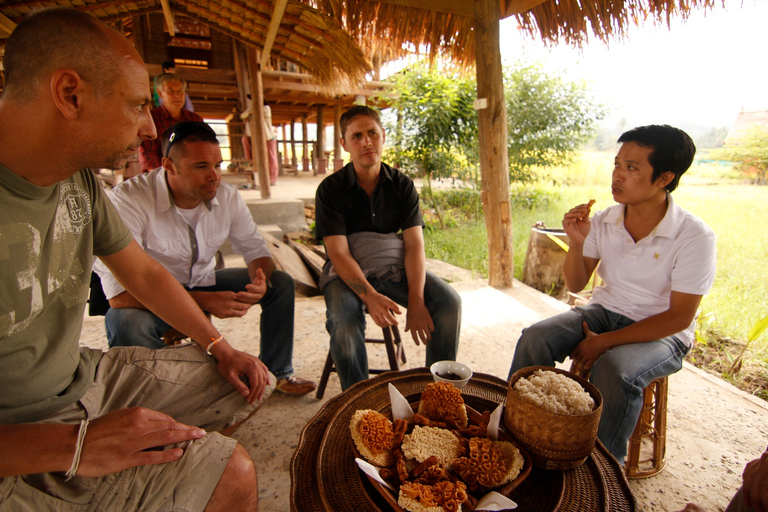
[164,122,217,158]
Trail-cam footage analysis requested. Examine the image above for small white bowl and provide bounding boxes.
[430,361,473,389]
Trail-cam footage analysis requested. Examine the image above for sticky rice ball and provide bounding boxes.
[513,369,595,416]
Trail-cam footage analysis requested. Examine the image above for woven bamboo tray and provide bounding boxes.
[290,368,636,512]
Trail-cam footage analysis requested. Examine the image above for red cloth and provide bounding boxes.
[139,106,203,171]
[267,139,279,185]
[241,137,279,185]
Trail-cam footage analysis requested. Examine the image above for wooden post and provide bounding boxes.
[316,105,326,175]
[246,46,271,198]
[290,117,298,168]
[281,123,290,172]
[474,0,513,288]
[302,115,310,173]
[333,103,344,171]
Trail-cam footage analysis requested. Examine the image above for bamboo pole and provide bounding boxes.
[246,46,271,198]
[302,115,310,173]
[474,0,514,288]
[316,104,326,175]
[290,118,298,169]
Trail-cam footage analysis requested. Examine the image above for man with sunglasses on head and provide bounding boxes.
[0,8,271,511]
[94,121,316,396]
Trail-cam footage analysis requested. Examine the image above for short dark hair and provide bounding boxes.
[617,125,696,192]
[162,122,219,159]
[339,105,382,140]
[161,61,175,71]
[3,7,122,101]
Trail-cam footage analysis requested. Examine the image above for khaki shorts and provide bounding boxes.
[0,344,275,512]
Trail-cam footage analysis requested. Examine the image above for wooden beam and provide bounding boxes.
[0,13,17,39]
[247,46,272,198]
[474,0,514,288]
[160,0,176,36]
[261,0,289,69]
[502,0,549,17]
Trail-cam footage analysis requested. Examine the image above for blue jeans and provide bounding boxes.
[508,303,690,463]
[105,269,296,379]
[324,271,461,390]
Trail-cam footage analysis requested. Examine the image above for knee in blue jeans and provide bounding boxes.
[105,308,167,349]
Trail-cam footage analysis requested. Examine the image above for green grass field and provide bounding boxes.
[423,152,768,358]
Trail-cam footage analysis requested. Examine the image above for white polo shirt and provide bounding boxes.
[583,193,716,347]
[94,167,271,299]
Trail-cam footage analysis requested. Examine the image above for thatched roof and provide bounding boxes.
[0,0,372,89]
[516,0,722,47]
[304,0,721,71]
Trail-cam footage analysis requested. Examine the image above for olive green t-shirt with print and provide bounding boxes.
[0,165,133,424]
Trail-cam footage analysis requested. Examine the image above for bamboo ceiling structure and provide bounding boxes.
[0,0,371,90]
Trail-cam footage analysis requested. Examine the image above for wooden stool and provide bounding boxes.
[315,324,406,400]
[570,362,668,479]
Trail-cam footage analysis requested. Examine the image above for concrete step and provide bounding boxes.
[257,224,283,240]
[244,198,307,234]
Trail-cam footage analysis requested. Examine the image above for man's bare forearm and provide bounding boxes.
[0,423,77,477]
[563,242,593,293]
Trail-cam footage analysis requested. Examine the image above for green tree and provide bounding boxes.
[382,63,478,227]
[505,63,607,182]
[381,60,606,215]
[710,125,768,185]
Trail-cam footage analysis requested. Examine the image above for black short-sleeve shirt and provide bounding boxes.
[315,162,424,239]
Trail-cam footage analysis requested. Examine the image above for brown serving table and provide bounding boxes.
[290,368,636,512]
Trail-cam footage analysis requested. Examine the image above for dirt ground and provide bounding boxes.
[79,261,768,511]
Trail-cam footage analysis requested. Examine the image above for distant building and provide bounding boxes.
[726,110,768,143]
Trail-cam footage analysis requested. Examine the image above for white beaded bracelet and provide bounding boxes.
[65,419,89,481]
[207,333,225,355]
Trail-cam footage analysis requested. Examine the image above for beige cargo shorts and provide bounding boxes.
[0,344,275,511]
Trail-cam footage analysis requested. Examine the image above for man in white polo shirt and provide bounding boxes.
[94,121,315,396]
[509,124,716,464]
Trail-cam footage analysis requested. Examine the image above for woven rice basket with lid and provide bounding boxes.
[504,366,603,470]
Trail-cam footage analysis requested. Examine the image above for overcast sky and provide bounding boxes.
[498,0,768,132]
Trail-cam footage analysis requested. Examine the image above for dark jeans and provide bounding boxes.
[508,303,689,463]
[105,269,295,379]
[323,270,461,390]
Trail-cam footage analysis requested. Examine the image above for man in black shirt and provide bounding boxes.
[315,106,461,390]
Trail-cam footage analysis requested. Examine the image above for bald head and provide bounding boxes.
[3,7,126,101]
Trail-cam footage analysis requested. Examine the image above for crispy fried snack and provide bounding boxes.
[350,409,395,467]
[410,455,439,479]
[398,481,469,512]
[457,410,490,438]
[581,199,596,220]
[392,418,409,448]
[452,438,524,491]
[417,382,468,429]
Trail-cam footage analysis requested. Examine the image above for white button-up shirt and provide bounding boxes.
[94,168,271,299]
[583,193,716,346]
